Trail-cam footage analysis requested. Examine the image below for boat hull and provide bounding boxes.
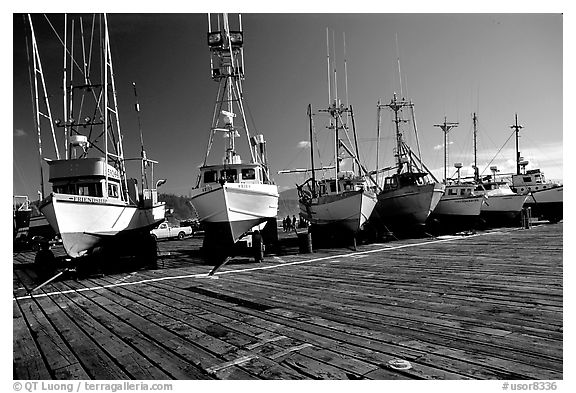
[373,183,444,232]
[525,186,563,222]
[40,193,165,258]
[190,182,279,249]
[480,194,527,226]
[300,190,377,233]
[429,195,484,231]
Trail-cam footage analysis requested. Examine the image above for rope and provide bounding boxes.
[481,129,515,176]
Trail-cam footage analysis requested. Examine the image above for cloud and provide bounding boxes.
[14,129,27,137]
[433,141,453,150]
[297,141,311,149]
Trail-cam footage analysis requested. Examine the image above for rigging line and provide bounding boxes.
[204,79,224,165]
[481,129,516,176]
[312,114,324,170]
[409,101,423,161]
[87,14,95,84]
[43,14,85,78]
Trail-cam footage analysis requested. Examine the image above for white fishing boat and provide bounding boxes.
[431,175,484,229]
[475,180,527,225]
[469,113,526,226]
[429,118,483,231]
[295,103,377,235]
[509,115,563,223]
[299,176,377,233]
[27,14,165,261]
[372,94,445,233]
[190,14,279,250]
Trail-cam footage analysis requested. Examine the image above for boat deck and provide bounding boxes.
[13,223,563,380]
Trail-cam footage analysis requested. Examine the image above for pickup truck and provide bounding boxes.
[151,222,193,240]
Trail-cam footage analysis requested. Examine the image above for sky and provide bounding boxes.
[12,9,563,198]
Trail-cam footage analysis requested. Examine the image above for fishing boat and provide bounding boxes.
[27,14,165,262]
[190,14,279,251]
[469,114,526,226]
[429,118,483,231]
[295,103,377,237]
[371,94,445,234]
[508,115,563,223]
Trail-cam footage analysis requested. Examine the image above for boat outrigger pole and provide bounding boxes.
[308,104,316,197]
[28,14,59,198]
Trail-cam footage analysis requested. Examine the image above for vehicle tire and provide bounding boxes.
[178,232,185,240]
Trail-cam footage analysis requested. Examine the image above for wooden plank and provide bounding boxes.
[47,291,172,379]
[31,294,130,379]
[53,281,217,380]
[60,278,257,380]
[16,298,90,379]
[13,301,52,380]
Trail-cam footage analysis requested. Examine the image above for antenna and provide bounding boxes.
[395,33,403,98]
[332,29,338,105]
[326,28,331,106]
[473,112,479,182]
[343,32,350,121]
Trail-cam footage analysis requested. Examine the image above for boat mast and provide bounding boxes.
[473,112,479,182]
[207,13,256,166]
[308,104,316,197]
[510,113,523,175]
[434,116,459,184]
[379,94,411,174]
[63,14,69,160]
[376,100,381,185]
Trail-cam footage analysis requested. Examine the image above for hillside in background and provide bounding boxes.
[158,193,197,223]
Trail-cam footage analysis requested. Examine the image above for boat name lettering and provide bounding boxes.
[238,184,251,189]
[71,196,106,204]
[201,185,212,193]
[107,168,120,178]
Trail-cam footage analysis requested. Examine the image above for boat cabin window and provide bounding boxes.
[204,170,218,184]
[448,188,458,196]
[54,182,103,197]
[523,176,532,183]
[220,169,238,182]
[384,177,398,191]
[319,183,326,195]
[108,183,119,198]
[241,168,256,180]
[460,188,471,196]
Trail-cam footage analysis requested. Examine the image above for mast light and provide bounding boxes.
[207,31,223,47]
[229,31,243,47]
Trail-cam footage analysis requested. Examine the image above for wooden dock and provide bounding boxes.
[13,223,563,380]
